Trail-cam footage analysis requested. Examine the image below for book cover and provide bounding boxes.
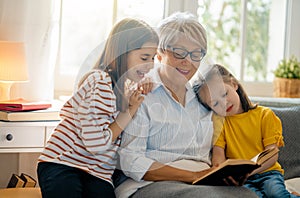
[7,174,25,188]
[0,98,51,111]
[192,147,279,186]
[20,173,36,187]
[0,108,61,121]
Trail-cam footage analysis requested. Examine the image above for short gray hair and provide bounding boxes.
[157,12,207,53]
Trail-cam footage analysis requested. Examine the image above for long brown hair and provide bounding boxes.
[79,18,158,111]
[193,64,257,112]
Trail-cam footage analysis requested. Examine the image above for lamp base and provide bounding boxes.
[0,81,13,101]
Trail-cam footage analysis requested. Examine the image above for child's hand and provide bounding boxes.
[124,79,137,104]
[128,89,144,116]
[223,174,249,186]
[138,77,153,95]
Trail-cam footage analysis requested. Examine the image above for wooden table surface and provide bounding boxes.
[0,187,41,198]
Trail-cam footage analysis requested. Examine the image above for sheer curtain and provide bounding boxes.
[0,0,60,101]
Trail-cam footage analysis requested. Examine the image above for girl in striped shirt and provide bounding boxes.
[37,18,158,198]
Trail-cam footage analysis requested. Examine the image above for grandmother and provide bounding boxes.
[115,12,258,198]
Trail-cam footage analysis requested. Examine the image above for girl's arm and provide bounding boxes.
[109,90,144,141]
[250,144,278,175]
[110,77,153,140]
[212,146,226,166]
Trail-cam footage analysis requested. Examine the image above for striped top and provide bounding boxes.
[38,70,121,185]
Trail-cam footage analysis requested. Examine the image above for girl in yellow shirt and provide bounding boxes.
[193,64,300,198]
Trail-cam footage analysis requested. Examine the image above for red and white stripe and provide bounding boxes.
[38,70,121,185]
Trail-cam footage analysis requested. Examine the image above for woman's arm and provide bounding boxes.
[143,162,215,184]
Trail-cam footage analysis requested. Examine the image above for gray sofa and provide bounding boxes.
[250,97,300,194]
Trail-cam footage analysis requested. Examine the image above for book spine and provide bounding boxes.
[7,174,25,188]
[20,173,37,187]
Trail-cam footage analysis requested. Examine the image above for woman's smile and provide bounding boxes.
[176,68,190,75]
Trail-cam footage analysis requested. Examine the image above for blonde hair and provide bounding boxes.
[157,12,207,53]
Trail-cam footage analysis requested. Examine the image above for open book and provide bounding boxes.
[192,147,279,186]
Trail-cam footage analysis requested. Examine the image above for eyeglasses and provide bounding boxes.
[167,46,206,62]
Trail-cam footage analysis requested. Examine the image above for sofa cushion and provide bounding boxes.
[270,105,300,180]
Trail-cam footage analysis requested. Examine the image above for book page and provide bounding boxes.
[250,147,279,164]
[250,153,260,163]
[257,147,279,164]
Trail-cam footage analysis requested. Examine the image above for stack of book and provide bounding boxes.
[7,173,37,188]
[0,98,61,122]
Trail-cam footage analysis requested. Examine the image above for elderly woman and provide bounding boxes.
[115,12,258,198]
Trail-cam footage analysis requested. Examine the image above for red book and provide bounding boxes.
[0,98,52,111]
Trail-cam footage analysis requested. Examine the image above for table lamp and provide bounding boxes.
[0,41,29,101]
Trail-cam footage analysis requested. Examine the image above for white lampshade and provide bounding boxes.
[0,41,29,82]
[0,41,29,101]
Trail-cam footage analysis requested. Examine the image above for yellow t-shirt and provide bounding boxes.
[214,106,284,174]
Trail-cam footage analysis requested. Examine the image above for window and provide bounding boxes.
[197,0,286,95]
[55,0,292,97]
[54,0,164,96]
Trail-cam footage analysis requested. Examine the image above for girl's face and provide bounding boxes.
[200,77,244,117]
[126,42,157,82]
[157,37,202,84]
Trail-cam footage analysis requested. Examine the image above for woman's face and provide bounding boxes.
[126,42,157,82]
[157,37,203,84]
